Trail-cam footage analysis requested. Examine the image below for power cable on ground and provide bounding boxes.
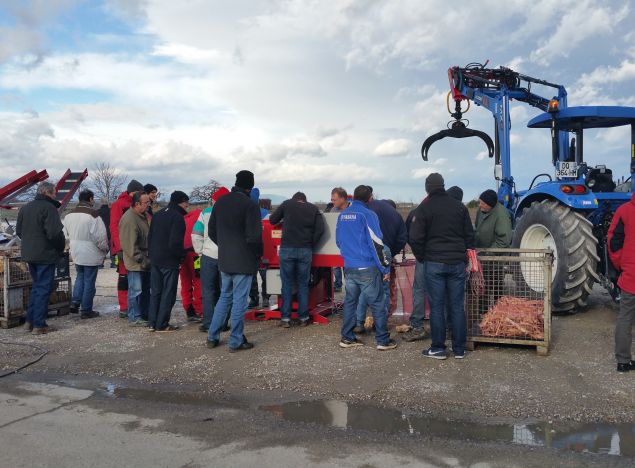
[0,341,48,378]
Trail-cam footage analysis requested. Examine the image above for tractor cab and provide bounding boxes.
[527,106,635,194]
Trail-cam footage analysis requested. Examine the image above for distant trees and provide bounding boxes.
[190,179,222,203]
[90,162,127,202]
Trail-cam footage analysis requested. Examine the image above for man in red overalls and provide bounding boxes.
[180,207,203,320]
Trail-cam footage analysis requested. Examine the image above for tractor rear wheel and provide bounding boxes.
[512,199,599,313]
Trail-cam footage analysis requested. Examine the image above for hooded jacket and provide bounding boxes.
[608,193,635,294]
[335,200,390,275]
[118,207,150,271]
[148,202,187,269]
[183,208,202,251]
[110,191,132,254]
[368,199,407,257]
[474,202,512,248]
[209,187,263,275]
[16,194,65,264]
[250,187,269,219]
[63,201,109,266]
[409,189,474,264]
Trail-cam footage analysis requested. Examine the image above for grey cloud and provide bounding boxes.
[104,0,148,23]
[0,0,77,64]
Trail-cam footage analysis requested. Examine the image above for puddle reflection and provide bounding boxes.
[261,400,635,458]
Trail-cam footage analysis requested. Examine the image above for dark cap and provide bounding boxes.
[169,190,189,204]
[479,189,498,208]
[425,173,444,193]
[292,191,307,202]
[235,170,255,190]
[447,186,464,202]
[127,179,144,194]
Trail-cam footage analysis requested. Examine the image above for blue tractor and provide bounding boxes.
[422,62,635,313]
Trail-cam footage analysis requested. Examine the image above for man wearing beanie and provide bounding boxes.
[147,190,189,332]
[110,179,145,318]
[409,172,474,359]
[474,189,512,249]
[207,170,262,352]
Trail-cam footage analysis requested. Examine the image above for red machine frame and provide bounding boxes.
[244,218,344,324]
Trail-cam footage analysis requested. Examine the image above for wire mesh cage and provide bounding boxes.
[0,250,72,327]
[1,249,33,326]
[465,248,552,355]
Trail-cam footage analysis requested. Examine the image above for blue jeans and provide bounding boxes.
[355,246,391,326]
[410,260,426,329]
[355,277,389,326]
[208,272,251,349]
[27,263,56,328]
[149,265,179,330]
[71,265,99,312]
[333,268,343,289]
[200,255,224,329]
[425,261,466,353]
[127,270,150,322]
[341,268,390,345]
[279,247,313,322]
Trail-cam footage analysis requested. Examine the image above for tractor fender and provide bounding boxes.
[514,185,598,219]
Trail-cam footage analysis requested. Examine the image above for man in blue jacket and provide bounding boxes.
[355,189,407,331]
[336,185,397,350]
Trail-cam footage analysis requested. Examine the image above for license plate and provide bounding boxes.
[556,161,578,178]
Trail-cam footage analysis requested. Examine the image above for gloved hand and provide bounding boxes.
[193,255,201,278]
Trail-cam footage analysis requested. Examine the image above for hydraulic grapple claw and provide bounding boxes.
[421,121,495,161]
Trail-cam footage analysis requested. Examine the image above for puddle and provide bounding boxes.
[103,382,215,406]
[261,400,635,458]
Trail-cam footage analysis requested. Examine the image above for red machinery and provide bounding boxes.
[54,169,89,211]
[0,169,88,212]
[0,170,49,209]
[244,213,344,324]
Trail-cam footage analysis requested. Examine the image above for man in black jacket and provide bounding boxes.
[207,170,263,351]
[147,191,189,332]
[269,192,324,327]
[409,173,474,360]
[16,182,65,335]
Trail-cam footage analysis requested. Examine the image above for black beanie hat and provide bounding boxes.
[127,179,144,194]
[235,170,255,190]
[479,189,498,208]
[169,190,189,204]
[425,173,444,193]
[144,183,157,193]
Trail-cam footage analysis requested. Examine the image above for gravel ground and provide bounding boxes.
[0,267,633,425]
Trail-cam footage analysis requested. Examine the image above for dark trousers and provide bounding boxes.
[249,269,269,302]
[27,263,56,328]
[425,261,467,354]
[616,291,635,364]
[149,265,179,330]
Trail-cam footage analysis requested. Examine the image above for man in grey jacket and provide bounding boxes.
[16,182,65,335]
[119,192,151,326]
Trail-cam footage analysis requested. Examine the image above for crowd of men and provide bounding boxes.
[14,171,634,370]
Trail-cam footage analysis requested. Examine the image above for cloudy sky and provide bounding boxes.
[1,0,634,203]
